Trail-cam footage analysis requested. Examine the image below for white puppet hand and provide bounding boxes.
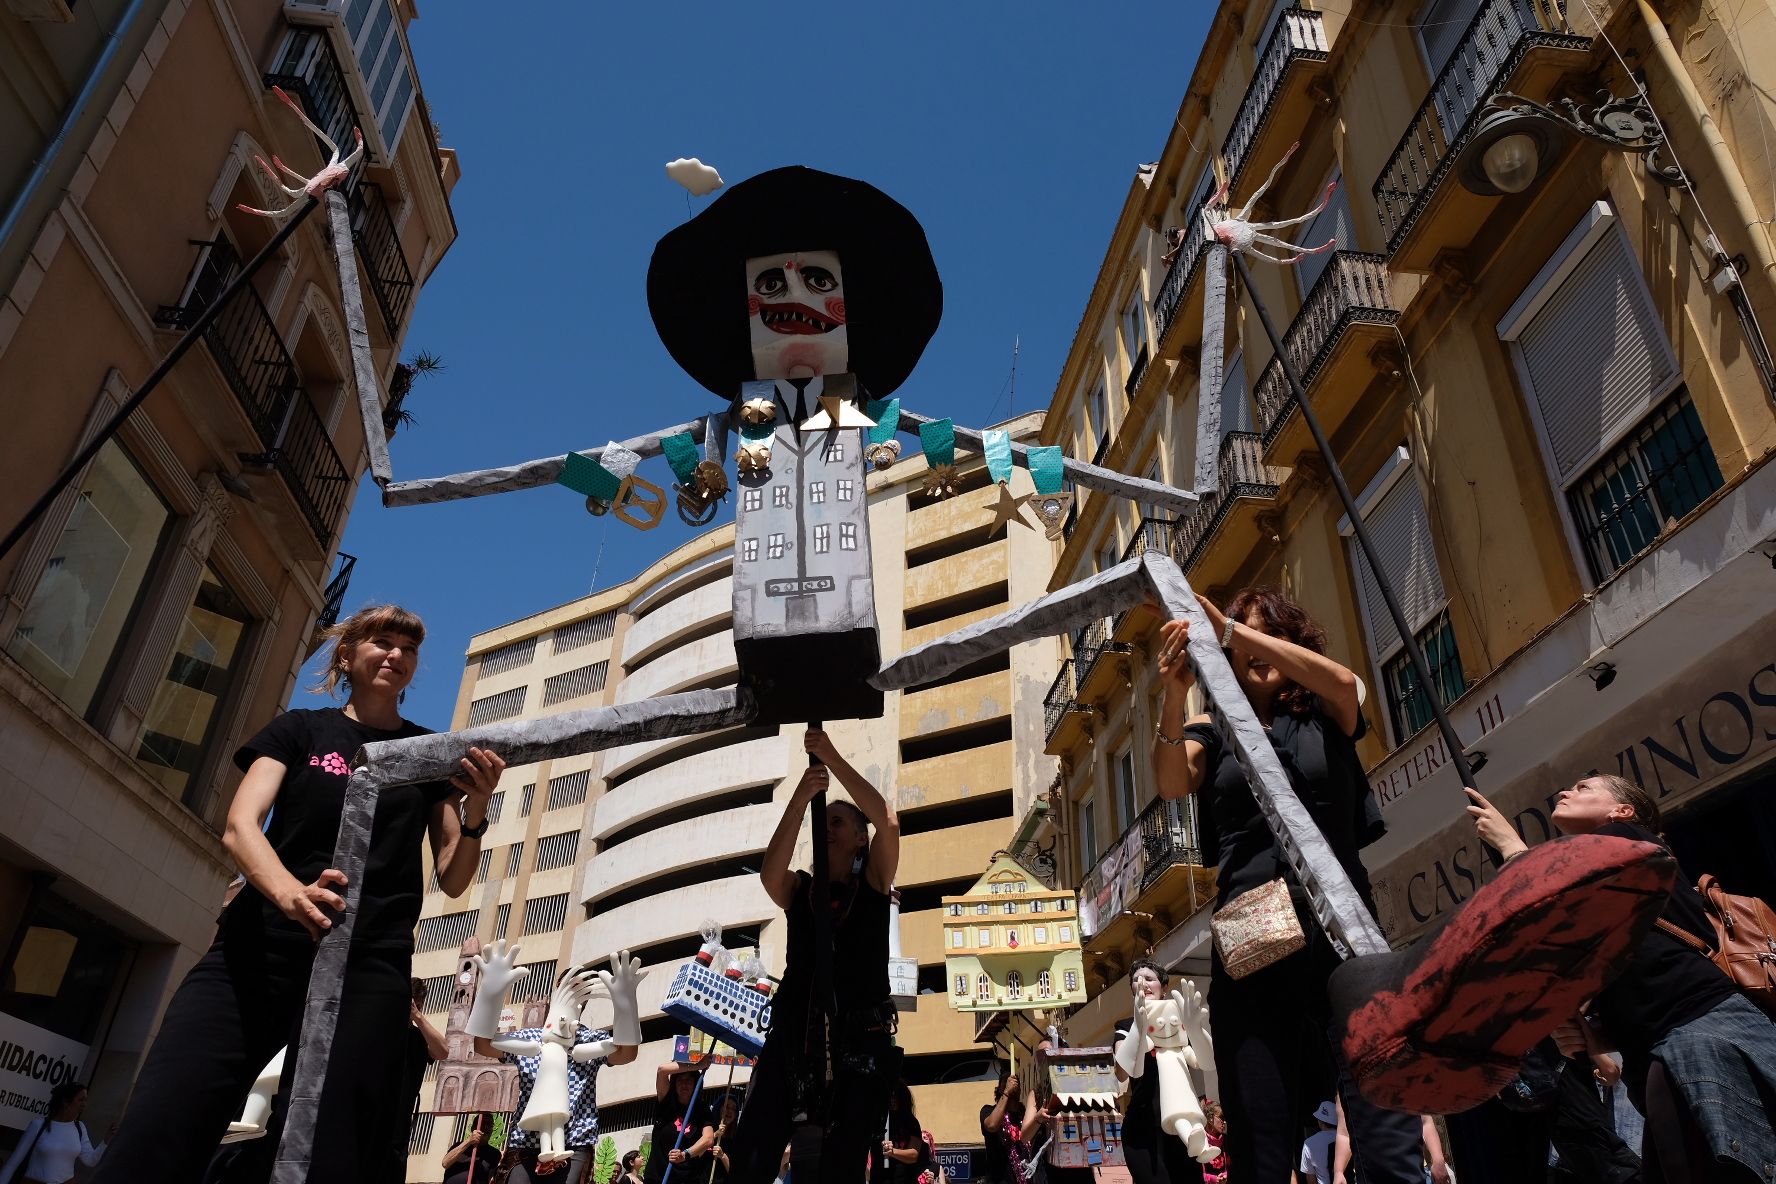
[1179,980,1214,1077]
[1116,993,1152,1079]
[468,939,529,1038]
[597,949,647,1047]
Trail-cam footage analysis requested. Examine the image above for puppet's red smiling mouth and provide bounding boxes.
[758,302,840,335]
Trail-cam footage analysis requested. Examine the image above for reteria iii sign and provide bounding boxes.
[1369,621,1776,939]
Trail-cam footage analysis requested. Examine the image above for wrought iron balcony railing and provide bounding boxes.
[1222,7,1331,189]
[1253,252,1400,442]
[1372,0,1585,252]
[1152,195,1219,348]
[1124,344,1150,400]
[266,27,362,178]
[1077,795,1203,938]
[349,181,415,333]
[1072,616,1128,693]
[1043,661,1078,743]
[1092,431,1115,468]
[319,552,358,633]
[1120,516,1175,564]
[1171,432,1283,571]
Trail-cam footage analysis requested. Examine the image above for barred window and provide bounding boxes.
[767,533,786,560]
[479,636,537,677]
[838,479,854,502]
[409,1113,436,1154]
[505,842,525,877]
[495,903,511,939]
[743,488,762,511]
[486,790,505,825]
[534,831,580,872]
[840,523,857,550]
[466,687,525,727]
[415,909,479,954]
[523,893,570,935]
[419,973,454,1012]
[808,482,825,504]
[511,960,556,1002]
[543,661,609,708]
[553,611,616,654]
[546,769,591,812]
[521,782,537,817]
[474,848,493,884]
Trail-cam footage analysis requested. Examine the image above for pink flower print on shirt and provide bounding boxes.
[308,752,351,776]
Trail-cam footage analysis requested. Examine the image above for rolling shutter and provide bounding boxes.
[1349,471,1445,660]
[1296,173,1355,298]
[1220,353,1254,436]
[1418,0,1484,77]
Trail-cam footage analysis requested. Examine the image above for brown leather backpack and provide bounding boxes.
[1656,873,1776,1018]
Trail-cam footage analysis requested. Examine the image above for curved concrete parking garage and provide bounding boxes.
[575,871,778,962]
[614,628,738,705]
[621,575,733,668]
[591,733,786,841]
[582,800,780,903]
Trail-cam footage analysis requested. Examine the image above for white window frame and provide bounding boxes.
[1060,924,1074,943]
[808,481,825,504]
[1123,292,1147,363]
[1078,793,1098,868]
[743,488,762,511]
[955,974,968,995]
[1496,201,1685,589]
[773,485,790,507]
[1115,744,1139,830]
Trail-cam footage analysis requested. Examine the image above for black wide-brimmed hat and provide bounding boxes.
[649,166,942,400]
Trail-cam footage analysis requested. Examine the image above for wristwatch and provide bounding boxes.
[459,812,490,839]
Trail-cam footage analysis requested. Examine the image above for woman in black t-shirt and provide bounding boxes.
[869,1082,928,1184]
[644,1066,712,1184]
[1468,774,1776,1181]
[725,728,900,1184]
[978,1067,1027,1184]
[1149,587,1423,1184]
[92,605,506,1184]
[442,1113,501,1184]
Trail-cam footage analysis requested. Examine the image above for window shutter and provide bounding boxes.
[1349,473,1445,661]
[1296,175,1356,298]
[1418,0,1484,77]
[1220,353,1254,435]
[1516,229,1676,486]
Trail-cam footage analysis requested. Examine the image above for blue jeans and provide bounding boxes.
[1648,993,1776,1181]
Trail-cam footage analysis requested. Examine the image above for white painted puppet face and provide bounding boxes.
[745,249,848,380]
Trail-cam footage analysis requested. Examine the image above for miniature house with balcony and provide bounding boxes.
[942,853,1087,1014]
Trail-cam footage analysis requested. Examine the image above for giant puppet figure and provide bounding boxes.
[214,147,1680,1183]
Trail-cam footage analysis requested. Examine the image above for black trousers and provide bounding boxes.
[724,1018,895,1184]
[1210,923,1423,1184]
[91,931,411,1184]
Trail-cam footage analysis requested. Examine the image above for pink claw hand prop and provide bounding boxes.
[237,86,365,217]
[1203,141,1340,266]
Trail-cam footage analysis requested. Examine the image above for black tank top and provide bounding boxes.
[777,869,891,1021]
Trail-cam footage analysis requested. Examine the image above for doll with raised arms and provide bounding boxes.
[1114,960,1219,1173]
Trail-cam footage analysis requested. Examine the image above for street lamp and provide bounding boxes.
[1455,89,1686,195]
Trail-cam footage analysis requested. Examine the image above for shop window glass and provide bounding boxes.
[135,565,252,807]
[6,441,171,716]
[0,891,132,1049]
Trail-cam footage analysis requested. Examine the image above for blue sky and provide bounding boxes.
[309,5,1212,729]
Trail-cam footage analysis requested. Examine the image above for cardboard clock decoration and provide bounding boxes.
[226,156,1675,1181]
[942,853,1087,1014]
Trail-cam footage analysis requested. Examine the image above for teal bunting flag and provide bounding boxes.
[919,418,955,467]
[1027,446,1065,495]
[866,398,900,447]
[660,432,701,485]
[739,420,775,443]
[558,451,622,501]
[982,429,1014,484]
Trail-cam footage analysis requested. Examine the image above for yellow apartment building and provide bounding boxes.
[0,0,457,1154]
[1031,0,1776,1056]
[405,412,1063,1173]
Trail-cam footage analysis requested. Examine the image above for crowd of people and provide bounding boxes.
[16,583,1771,1184]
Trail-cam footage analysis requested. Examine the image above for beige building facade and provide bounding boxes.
[1031,0,1776,1060]
[407,412,1063,1172]
[0,0,456,1154]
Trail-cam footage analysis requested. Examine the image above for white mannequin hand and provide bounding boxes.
[1116,993,1151,1079]
[597,949,647,1047]
[468,939,529,1038]
[1179,979,1214,1077]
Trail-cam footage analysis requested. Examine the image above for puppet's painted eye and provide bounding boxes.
[753,269,787,299]
[802,266,838,294]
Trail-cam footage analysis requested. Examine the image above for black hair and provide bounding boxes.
[891,1079,916,1118]
[830,799,870,831]
[1130,957,1170,988]
[48,1081,85,1114]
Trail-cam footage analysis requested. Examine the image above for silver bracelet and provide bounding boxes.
[1156,724,1188,746]
[1220,619,1237,648]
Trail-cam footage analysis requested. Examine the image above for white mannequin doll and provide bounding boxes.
[220,1046,285,1143]
[469,940,646,1163]
[1114,966,1219,1163]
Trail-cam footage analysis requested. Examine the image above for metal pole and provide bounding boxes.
[0,196,320,562]
[1230,253,1481,797]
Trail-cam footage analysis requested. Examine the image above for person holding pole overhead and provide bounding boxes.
[725,728,900,1184]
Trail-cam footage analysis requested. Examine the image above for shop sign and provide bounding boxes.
[0,1013,90,1131]
[934,1147,980,1180]
[1371,636,1776,941]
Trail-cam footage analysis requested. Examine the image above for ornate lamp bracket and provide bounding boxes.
[1491,90,1687,187]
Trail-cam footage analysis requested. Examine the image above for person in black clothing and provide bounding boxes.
[979,1067,1027,1184]
[1468,775,1776,1183]
[442,1113,501,1184]
[725,728,901,1184]
[1113,959,1204,1184]
[644,1065,712,1184]
[871,1081,930,1184]
[1150,587,1424,1184]
[91,605,505,1184]
[400,976,451,1172]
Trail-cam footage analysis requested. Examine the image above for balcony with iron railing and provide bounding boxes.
[1222,7,1332,194]
[1113,518,1177,638]
[1123,344,1150,401]
[1253,252,1401,462]
[1171,432,1283,586]
[349,181,415,334]
[1077,795,1213,946]
[1091,430,1116,468]
[307,551,358,656]
[1372,0,1589,268]
[1152,192,1219,354]
[1042,661,1092,754]
[157,243,351,551]
[1072,616,1130,704]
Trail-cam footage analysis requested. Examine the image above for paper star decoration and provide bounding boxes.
[665,158,724,197]
[800,395,877,432]
[986,480,1034,536]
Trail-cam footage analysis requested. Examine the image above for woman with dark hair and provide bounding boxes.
[442,1113,500,1184]
[979,1067,1027,1184]
[725,728,900,1184]
[872,1081,930,1184]
[1112,958,1203,1184]
[1468,774,1776,1182]
[0,1081,106,1183]
[609,1150,645,1184]
[1150,587,1422,1184]
[91,605,505,1184]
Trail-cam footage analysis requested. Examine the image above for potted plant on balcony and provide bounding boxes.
[384,349,444,439]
